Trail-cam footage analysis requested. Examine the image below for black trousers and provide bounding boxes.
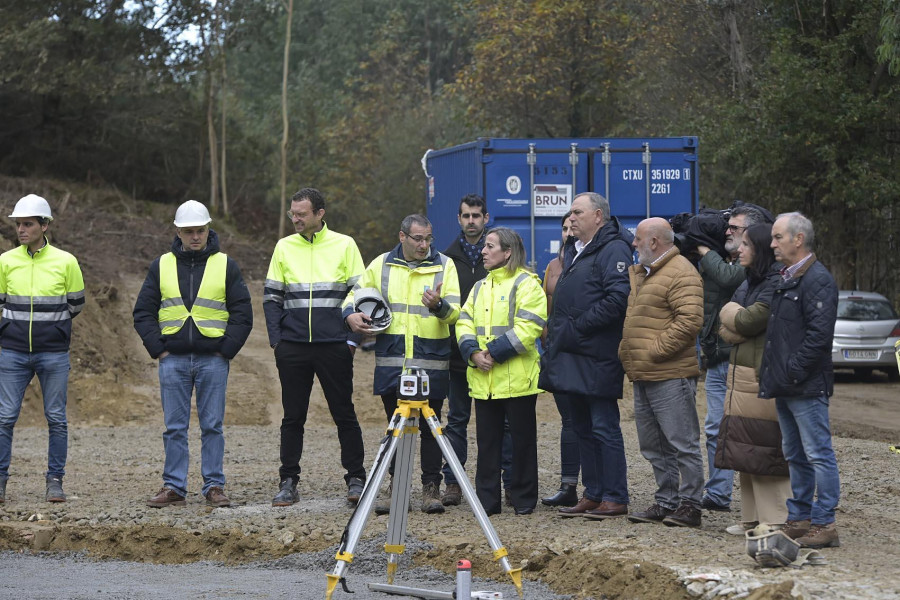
[380,394,444,486]
[474,394,538,514]
[276,341,365,484]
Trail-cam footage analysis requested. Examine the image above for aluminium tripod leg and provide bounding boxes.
[421,406,524,598]
[383,407,420,583]
[325,410,405,600]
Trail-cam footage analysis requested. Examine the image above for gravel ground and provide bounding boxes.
[2,416,899,600]
[2,282,899,599]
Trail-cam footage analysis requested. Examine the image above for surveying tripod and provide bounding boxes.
[324,368,523,599]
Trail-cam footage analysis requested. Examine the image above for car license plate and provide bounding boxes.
[844,350,878,360]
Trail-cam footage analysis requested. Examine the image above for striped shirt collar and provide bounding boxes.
[780,252,813,281]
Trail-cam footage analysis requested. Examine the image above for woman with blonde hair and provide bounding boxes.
[457,227,547,515]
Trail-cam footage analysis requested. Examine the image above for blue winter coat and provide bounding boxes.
[538,217,634,398]
[758,255,838,399]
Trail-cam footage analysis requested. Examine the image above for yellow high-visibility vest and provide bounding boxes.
[158,252,228,337]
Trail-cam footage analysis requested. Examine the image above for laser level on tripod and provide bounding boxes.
[324,367,523,599]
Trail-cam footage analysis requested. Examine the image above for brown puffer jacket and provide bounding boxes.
[714,271,789,476]
[618,247,703,382]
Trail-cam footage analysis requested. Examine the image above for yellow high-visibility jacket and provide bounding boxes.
[158,252,228,337]
[263,223,364,345]
[456,267,547,400]
[343,244,460,398]
[0,239,85,353]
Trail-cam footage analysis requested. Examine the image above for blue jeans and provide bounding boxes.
[553,393,580,485]
[775,394,840,524]
[0,350,71,478]
[568,394,628,504]
[703,361,733,506]
[442,369,512,487]
[158,353,230,496]
[633,378,704,509]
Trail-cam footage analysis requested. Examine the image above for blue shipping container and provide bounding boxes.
[424,137,698,277]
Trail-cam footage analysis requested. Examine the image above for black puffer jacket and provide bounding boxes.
[133,230,253,359]
[444,236,487,373]
[539,217,633,398]
[758,255,837,399]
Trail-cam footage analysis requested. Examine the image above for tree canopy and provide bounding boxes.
[1,0,898,298]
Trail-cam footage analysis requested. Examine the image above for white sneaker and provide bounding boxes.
[726,522,757,535]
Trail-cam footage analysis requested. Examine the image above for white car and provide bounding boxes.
[831,290,900,380]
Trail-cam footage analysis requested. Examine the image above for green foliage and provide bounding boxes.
[0,0,898,295]
[452,0,639,137]
[877,0,900,75]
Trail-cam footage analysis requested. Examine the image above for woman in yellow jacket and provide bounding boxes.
[456,227,547,515]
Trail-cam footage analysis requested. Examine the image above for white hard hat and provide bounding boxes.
[354,287,393,334]
[9,194,53,221]
[173,200,212,227]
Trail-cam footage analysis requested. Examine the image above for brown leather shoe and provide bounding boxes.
[558,497,601,517]
[583,501,628,520]
[147,486,186,508]
[205,486,231,507]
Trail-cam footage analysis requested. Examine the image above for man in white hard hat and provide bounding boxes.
[0,194,85,504]
[133,200,252,508]
[263,187,368,507]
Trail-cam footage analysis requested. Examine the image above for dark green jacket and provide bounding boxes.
[698,251,745,366]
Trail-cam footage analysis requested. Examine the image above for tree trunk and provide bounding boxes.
[724,4,751,95]
[220,46,229,216]
[207,69,220,212]
[279,0,294,239]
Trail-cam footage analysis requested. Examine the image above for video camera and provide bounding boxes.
[670,200,774,261]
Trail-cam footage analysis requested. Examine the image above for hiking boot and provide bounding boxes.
[421,482,445,514]
[375,480,392,515]
[374,479,412,515]
[45,476,66,503]
[347,477,365,504]
[441,483,462,506]
[147,486,185,508]
[0,475,7,504]
[271,478,299,507]
[541,483,578,507]
[627,503,674,524]
[205,486,231,507]
[782,519,811,539]
[663,503,702,528]
[796,522,840,548]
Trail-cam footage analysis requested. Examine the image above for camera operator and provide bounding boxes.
[693,203,773,513]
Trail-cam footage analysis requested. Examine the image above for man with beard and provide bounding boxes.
[620,217,704,528]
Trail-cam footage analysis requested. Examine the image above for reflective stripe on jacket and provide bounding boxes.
[132,230,253,359]
[263,223,364,345]
[343,244,460,398]
[158,252,228,337]
[0,239,85,353]
[456,267,546,400]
